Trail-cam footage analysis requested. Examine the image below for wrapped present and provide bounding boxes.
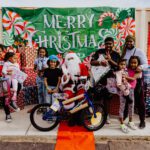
[24,86,38,105]
[19,46,37,68]
[22,68,37,86]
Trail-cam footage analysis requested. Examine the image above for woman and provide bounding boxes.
[122,35,148,129]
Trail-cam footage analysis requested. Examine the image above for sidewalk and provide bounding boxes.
[0,105,150,141]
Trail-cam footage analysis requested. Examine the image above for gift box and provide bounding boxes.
[23,86,38,105]
[108,94,120,116]
[22,68,37,86]
[19,46,37,68]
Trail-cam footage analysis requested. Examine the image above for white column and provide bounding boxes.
[140,10,147,53]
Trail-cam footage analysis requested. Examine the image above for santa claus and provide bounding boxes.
[61,51,89,110]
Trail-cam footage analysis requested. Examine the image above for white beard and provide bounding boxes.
[66,60,80,82]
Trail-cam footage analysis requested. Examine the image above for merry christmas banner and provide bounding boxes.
[2,7,135,59]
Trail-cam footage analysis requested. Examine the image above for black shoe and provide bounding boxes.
[139,121,146,129]
[9,101,20,112]
[6,115,12,122]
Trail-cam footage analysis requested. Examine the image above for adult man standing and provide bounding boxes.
[90,37,120,123]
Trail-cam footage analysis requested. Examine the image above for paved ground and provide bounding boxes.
[0,105,150,140]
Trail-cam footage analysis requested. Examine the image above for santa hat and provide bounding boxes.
[64,51,81,64]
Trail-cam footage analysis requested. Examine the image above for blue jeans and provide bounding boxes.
[45,86,56,104]
[36,76,45,104]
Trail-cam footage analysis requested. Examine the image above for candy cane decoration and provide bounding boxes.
[98,12,116,26]
[2,10,24,35]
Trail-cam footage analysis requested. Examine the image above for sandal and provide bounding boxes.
[120,124,129,133]
[128,122,137,130]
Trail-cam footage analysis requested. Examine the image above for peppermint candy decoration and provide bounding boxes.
[2,11,24,35]
[114,33,125,53]
[27,40,39,49]
[98,12,116,26]
[21,21,35,40]
[119,17,135,37]
[83,52,94,69]
[2,31,14,46]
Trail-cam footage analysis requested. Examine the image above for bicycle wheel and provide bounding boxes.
[81,103,107,131]
[30,103,59,132]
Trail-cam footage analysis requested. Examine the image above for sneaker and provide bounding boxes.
[6,115,12,123]
[106,115,111,124]
[9,101,20,112]
[120,124,129,133]
[139,121,146,129]
[128,122,137,130]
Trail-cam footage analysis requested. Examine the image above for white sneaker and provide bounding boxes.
[106,115,111,124]
[120,124,129,133]
[6,115,12,123]
[128,122,137,130]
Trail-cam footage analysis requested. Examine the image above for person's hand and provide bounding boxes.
[47,88,52,94]
[52,88,58,93]
[105,51,111,61]
[136,66,142,73]
[7,70,13,75]
[101,60,108,66]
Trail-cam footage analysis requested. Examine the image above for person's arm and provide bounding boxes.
[125,72,141,81]
[44,77,52,93]
[137,50,148,70]
[53,69,62,93]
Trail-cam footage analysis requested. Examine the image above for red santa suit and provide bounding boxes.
[61,52,89,109]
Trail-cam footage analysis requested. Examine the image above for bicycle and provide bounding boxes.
[30,77,107,131]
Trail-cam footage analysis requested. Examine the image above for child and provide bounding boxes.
[2,52,21,112]
[0,45,12,122]
[116,59,132,103]
[34,47,48,104]
[118,56,141,133]
[44,55,62,104]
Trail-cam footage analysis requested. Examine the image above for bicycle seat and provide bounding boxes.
[53,93,68,100]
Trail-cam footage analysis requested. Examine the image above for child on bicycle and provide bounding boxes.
[44,55,62,104]
[117,56,141,133]
[34,47,48,104]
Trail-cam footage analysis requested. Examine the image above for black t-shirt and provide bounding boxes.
[91,49,120,85]
[91,48,120,71]
[44,68,62,86]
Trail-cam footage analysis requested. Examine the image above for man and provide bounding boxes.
[61,51,89,126]
[90,37,120,123]
[122,35,148,128]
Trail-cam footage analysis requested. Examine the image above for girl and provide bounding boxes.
[119,56,141,133]
[34,47,48,104]
[0,45,12,122]
[116,59,132,103]
[2,52,22,113]
[44,55,62,104]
